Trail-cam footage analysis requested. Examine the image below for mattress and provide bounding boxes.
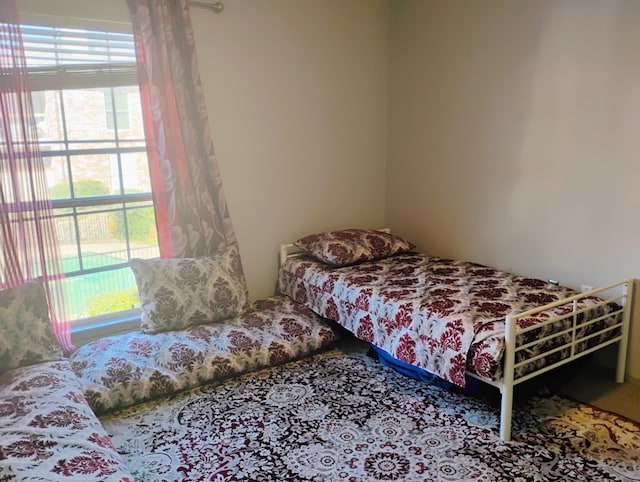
[278,252,621,386]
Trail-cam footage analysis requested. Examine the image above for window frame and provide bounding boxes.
[104,89,131,130]
[20,20,157,342]
[71,308,141,346]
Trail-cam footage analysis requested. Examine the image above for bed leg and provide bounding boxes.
[499,385,513,442]
[616,341,628,384]
[615,281,634,383]
[616,280,634,383]
[500,314,516,442]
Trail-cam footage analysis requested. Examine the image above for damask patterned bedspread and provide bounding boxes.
[278,253,620,386]
[70,296,338,414]
[0,361,133,481]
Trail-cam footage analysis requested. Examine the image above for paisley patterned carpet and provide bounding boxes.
[101,349,640,481]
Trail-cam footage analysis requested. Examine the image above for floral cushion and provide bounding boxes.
[294,228,415,267]
[130,243,249,333]
[70,295,338,414]
[0,360,133,481]
[0,280,64,375]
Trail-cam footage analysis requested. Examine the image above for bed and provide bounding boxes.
[277,228,634,442]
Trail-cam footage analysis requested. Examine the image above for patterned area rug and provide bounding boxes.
[101,349,640,481]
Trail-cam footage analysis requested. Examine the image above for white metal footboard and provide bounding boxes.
[486,279,634,442]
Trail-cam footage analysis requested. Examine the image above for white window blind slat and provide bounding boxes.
[21,24,137,91]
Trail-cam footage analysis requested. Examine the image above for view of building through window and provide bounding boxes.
[22,23,159,323]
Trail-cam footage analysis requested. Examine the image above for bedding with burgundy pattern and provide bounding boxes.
[70,295,338,414]
[0,293,339,478]
[278,252,621,386]
[0,360,133,481]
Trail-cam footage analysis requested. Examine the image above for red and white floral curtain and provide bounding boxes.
[0,1,71,351]
[128,0,240,261]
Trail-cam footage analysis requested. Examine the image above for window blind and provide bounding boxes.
[21,24,137,90]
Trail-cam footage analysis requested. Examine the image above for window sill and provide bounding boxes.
[71,310,141,348]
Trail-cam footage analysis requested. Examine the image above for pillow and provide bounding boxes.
[0,280,64,375]
[294,228,416,267]
[130,243,249,333]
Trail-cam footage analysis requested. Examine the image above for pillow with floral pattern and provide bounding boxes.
[130,243,249,334]
[0,280,64,374]
[294,228,416,267]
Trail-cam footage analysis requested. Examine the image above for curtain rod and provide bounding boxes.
[189,1,224,13]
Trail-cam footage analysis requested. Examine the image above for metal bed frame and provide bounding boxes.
[279,241,634,442]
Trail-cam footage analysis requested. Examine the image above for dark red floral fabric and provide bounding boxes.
[0,361,133,481]
[70,295,338,414]
[294,229,415,267]
[279,253,621,386]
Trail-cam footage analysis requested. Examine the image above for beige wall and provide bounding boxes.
[388,0,640,379]
[192,0,389,299]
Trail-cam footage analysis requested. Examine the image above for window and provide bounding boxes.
[104,89,130,130]
[31,91,46,135]
[21,23,159,327]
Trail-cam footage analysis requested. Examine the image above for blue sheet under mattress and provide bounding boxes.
[369,344,482,395]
